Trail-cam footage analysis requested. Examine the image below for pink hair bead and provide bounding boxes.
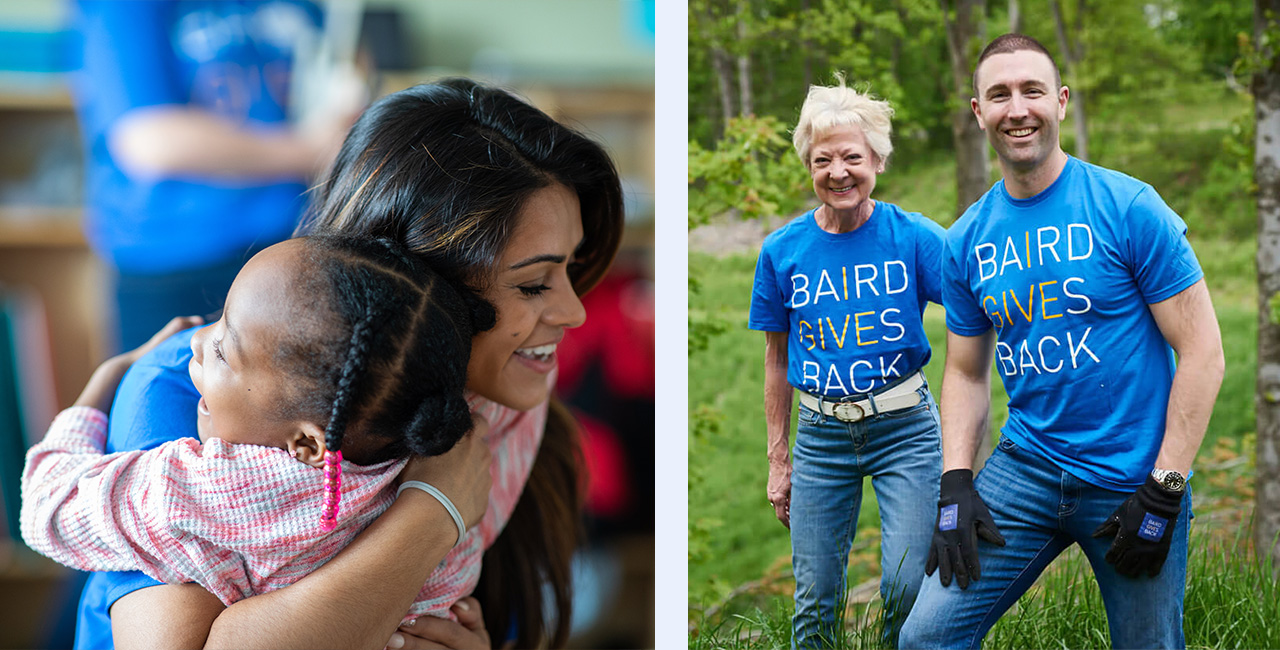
[319,450,344,532]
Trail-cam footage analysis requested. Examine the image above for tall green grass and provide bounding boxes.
[690,528,1280,649]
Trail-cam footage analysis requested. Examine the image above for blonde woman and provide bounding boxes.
[748,78,944,648]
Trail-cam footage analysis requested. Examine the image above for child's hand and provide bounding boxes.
[74,316,204,413]
[397,413,492,530]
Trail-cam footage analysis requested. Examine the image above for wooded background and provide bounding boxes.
[689,0,1280,640]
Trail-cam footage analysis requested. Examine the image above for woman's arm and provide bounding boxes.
[109,417,493,650]
[764,331,792,528]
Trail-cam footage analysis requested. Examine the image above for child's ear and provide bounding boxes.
[287,422,327,468]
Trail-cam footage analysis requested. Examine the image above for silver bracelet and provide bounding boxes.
[396,480,466,549]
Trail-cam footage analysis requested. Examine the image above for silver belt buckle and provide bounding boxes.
[832,401,865,422]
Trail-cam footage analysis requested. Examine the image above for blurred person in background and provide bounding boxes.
[73,0,357,351]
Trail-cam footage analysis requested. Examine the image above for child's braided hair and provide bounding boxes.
[275,234,495,465]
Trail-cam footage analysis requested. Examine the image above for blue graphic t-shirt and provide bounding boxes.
[75,327,201,650]
[749,201,945,397]
[942,156,1203,490]
[73,0,321,274]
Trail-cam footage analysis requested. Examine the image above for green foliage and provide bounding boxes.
[982,548,1111,649]
[688,0,942,147]
[688,114,810,226]
[690,274,731,356]
[1183,108,1255,239]
[689,403,727,567]
[1157,0,1254,76]
[1233,8,1280,80]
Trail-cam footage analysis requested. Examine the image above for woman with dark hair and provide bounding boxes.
[75,78,625,650]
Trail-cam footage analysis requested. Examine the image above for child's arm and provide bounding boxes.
[19,316,265,596]
[21,407,167,573]
[20,406,294,605]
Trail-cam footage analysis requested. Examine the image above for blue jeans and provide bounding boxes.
[899,436,1191,649]
[790,383,941,649]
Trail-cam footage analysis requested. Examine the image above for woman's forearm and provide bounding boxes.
[202,490,456,650]
[763,331,792,465]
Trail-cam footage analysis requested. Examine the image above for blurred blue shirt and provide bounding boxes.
[73,0,320,274]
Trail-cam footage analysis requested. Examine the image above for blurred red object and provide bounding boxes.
[576,411,630,518]
[557,272,654,399]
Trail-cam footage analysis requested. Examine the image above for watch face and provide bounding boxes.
[1160,471,1186,491]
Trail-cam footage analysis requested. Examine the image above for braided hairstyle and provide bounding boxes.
[298,78,624,647]
[274,234,495,466]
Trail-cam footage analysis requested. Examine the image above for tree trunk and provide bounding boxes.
[940,0,989,219]
[1009,0,1021,33]
[1049,0,1089,161]
[736,3,753,116]
[802,0,813,90]
[940,0,994,467]
[711,47,736,131]
[1255,0,1280,575]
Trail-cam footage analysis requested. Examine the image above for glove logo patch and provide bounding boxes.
[939,504,958,531]
[1138,512,1167,541]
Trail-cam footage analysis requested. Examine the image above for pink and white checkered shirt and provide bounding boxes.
[20,393,545,623]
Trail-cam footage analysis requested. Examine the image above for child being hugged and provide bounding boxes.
[20,234,495,622]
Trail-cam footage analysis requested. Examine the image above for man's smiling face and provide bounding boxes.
[971,50,1068,175]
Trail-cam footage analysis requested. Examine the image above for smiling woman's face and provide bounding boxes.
[466,182,587,410]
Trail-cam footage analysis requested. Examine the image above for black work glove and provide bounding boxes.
[925,469,1006,589]
[1091,475,1183,578]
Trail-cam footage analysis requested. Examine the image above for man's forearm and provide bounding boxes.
[1153,349,1224,475]
[1148,280,1226,477]
[109,107,324,180]
[939,372,990,471]
[939,330,996,472]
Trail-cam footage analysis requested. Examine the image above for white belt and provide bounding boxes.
[798,372,925,423]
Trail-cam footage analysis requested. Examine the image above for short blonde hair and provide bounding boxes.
[792,74,894,168]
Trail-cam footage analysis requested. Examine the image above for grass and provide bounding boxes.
[688,513,1278,649]
[687,234,1264,645]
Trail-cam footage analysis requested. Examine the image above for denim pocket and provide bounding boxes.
[797,405,821,425]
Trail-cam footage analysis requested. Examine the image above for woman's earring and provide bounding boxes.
[320,449,343,532]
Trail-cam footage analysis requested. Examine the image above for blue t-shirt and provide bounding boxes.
[749,201,945,396]
[73,0,320,274]
[75,327,201,650]
[942,157,1203,490]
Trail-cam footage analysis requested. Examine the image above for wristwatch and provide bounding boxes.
[1151,468,1187,492]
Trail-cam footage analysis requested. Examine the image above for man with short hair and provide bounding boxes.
[898,33,1224,649]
